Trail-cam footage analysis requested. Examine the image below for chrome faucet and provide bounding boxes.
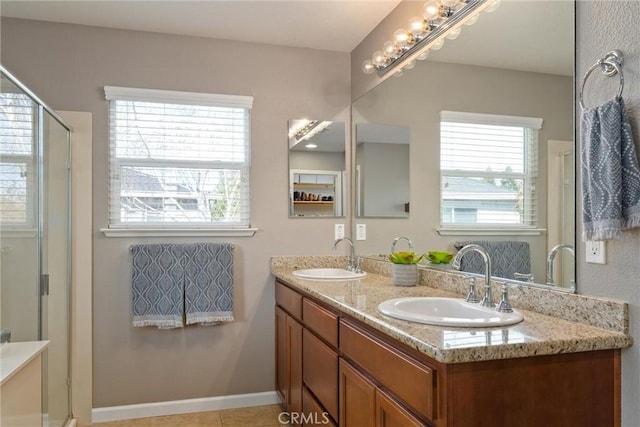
[333,238,360,272]
[452,244,494,308]
[546,244,575,285]
[391,236,414,253]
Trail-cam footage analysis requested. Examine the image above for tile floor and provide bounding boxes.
[81,404,290,427]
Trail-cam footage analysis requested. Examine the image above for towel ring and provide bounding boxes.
[580,50,624,110]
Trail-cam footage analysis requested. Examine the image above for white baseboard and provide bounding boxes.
[92,391,280,423]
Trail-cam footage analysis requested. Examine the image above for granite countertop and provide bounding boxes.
[271,259,632,364]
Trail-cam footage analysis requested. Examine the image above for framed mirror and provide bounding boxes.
[352,1,576,290]
[288,119,346,217]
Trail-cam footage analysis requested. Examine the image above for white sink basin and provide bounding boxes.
[292,268,367,280]
[378,297,523,328]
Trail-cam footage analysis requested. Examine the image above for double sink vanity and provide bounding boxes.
[272,255,632,427]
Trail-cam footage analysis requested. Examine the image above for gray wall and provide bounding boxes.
[576,2,640,426]
[1,18,350,407]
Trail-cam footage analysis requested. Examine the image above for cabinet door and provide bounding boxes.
[276,306,288,405]
[376,389,426,427]
[303,387,337,427]
[289,314,303,415]
[275,306,303,414]
[339,359,375,427]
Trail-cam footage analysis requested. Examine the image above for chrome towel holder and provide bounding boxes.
[580,49,624,110]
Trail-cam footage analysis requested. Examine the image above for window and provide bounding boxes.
[0,92,35,228]
[105,86,253,229]
[440,111,543,228]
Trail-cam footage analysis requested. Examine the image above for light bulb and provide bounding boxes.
[372,50,386,67]
[393,28,410,48]
[404,60,416,70]
[486,0,500,12]
[362,59,376,74]
[445,27,462,40]
[408,16,427,36]
[416,51,430,61]
[430,38,445,50]
[464,13,480,25]
[382,41,396,55]
[423,0,441,21]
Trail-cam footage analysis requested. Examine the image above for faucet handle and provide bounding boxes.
[465,277,480,303]
[354,257,363,274]
[496,282,523,313]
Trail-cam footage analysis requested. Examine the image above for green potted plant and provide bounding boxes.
[388,251,423,286]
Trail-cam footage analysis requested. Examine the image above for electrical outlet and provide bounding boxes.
[356,224,367,241]
[334,224,345,240]
[585,240,606,264]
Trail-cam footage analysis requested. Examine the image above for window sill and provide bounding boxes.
[100,228,258,238]
[437,227,545,236]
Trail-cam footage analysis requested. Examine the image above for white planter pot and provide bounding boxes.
[392,263,418,287]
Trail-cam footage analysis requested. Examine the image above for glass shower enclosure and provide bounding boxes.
[0,67,72,427]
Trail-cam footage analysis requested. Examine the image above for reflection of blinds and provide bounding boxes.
[440,111,542,227]
[105,86,253,228]
[0,93,35,226]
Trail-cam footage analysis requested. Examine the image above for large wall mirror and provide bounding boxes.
[352,1,576,291]
[289,119,346,217]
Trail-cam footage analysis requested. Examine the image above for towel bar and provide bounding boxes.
[580,50,624,110]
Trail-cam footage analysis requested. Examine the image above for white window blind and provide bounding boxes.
[105,86,253,229]
[0,92,35,227]
[440,111,542,228]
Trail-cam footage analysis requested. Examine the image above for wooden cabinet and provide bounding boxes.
[338,358,376,427]
[275,280,621,427]
[275,297,302,416]
[340,320,435,422]
[303,329,339,420]
[339,358,424,427]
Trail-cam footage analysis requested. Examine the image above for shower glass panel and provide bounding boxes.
[0,68,71,427]
[41,111,71,427]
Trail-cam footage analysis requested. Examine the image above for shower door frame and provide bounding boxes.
[1,66,73,427]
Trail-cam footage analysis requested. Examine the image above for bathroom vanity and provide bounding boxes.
[272,257,631,427]
[1,341,49,426]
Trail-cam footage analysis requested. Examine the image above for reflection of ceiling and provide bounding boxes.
[290,121,346,153]
[0,0,401,53]
[426,1,574,76]
[356,123,410,144]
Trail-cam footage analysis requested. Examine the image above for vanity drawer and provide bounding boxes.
[303,298,338,348]
[276,281,302,321]
[339,320,436,422]
[303,329,339,421]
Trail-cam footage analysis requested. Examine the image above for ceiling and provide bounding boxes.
[0,0,401,53]
[1,1,573,75]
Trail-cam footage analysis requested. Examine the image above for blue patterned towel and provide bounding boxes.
[454,241,530,280]
[131,244,185,329]
[581,97,640,240]
[184,243,234,325]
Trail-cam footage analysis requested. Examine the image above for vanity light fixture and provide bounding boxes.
[293,120,332,144]
[362,0,500,77]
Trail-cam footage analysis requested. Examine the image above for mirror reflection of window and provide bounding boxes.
[288,120,346,217]
[439,111,543,229]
